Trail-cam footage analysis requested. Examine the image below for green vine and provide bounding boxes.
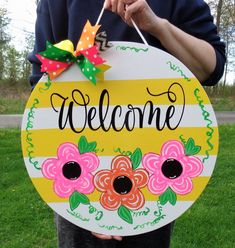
[179,134,187,146]
[39,76,52,92]
[25,98,40,170]
[66,209,90,222]
[167,61,191,82]
[114,147,132,156]
[194,88,215,162]
[133,201,165,230]
[116,46,149,53]
[98,224,123,231]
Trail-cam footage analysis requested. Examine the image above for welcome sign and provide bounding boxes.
[21,41,218,236]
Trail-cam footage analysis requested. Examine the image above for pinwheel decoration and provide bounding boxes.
[36,21,110,85]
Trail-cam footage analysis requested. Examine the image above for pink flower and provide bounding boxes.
[42,142,99,198]
[143,140,203,195]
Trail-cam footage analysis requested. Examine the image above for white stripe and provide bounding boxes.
[47,201,194,236]
[39,42,194,83]
[22,104,217,130]
[24,155,216,178]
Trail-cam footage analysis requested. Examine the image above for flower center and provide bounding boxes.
[62,161,81,180]
[113,175,133,195]
[161,158,183,179]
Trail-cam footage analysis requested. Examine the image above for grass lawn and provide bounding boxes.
[0,126,234,247]
[210,96,235,111]
[0,84,30,114]
[171,125,235,248]
[0,129,56,248]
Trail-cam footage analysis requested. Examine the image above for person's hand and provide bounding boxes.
[104,0,158,33]
[92,232,123,241]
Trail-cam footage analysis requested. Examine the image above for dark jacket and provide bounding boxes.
[28,0,226,87]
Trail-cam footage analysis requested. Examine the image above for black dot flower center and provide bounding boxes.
[161,158,183,179]
[62,161,81,180]
[113,176,133,195]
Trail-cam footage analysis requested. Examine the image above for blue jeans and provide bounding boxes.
[55,214,173,248]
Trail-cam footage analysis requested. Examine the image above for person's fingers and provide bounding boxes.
[125,0,145,23]
[123,0,137,5]
[104,0,118,12]
[117,1,125,19]
[104,0,111,9]
[92,232,123,241]
[110,0,118,12]
[112,235,123,241]
[91,232,113,240]
[105,0,136,13]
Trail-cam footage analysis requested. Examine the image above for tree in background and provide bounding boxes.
[0,7,11,80]
[20,33,35,83]
[5,45,21,85]
[219,0,235,87]
[0,2,36,86]
[208,0,235,86]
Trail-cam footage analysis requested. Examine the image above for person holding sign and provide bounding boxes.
[28,0,225,247]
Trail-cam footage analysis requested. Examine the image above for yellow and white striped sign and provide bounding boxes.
[21,42,218,236]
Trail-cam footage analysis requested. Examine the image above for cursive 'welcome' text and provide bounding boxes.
[50,82,185,133]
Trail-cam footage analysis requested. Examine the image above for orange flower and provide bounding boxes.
[94,155,148,211]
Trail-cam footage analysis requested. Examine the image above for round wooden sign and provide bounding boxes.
[21,41,218,236]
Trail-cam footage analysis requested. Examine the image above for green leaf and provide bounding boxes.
[168,188,177,205]
[69,191,90,211]
[87,141,97,152]
[69,191,81,211]
[130,148,142,170]
[118,205,133,224]
[185,138,194,153]
[78,136,88,154]
[78,136,97,154]
[185,138,201,156]
[77,192,90,205]
[159,190,168,205]
[159,187,177,206]
[191,146,201,155]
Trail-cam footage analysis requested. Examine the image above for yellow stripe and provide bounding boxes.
[22,127,218,157]
[27,78,211,108]
[32,176,210,203]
